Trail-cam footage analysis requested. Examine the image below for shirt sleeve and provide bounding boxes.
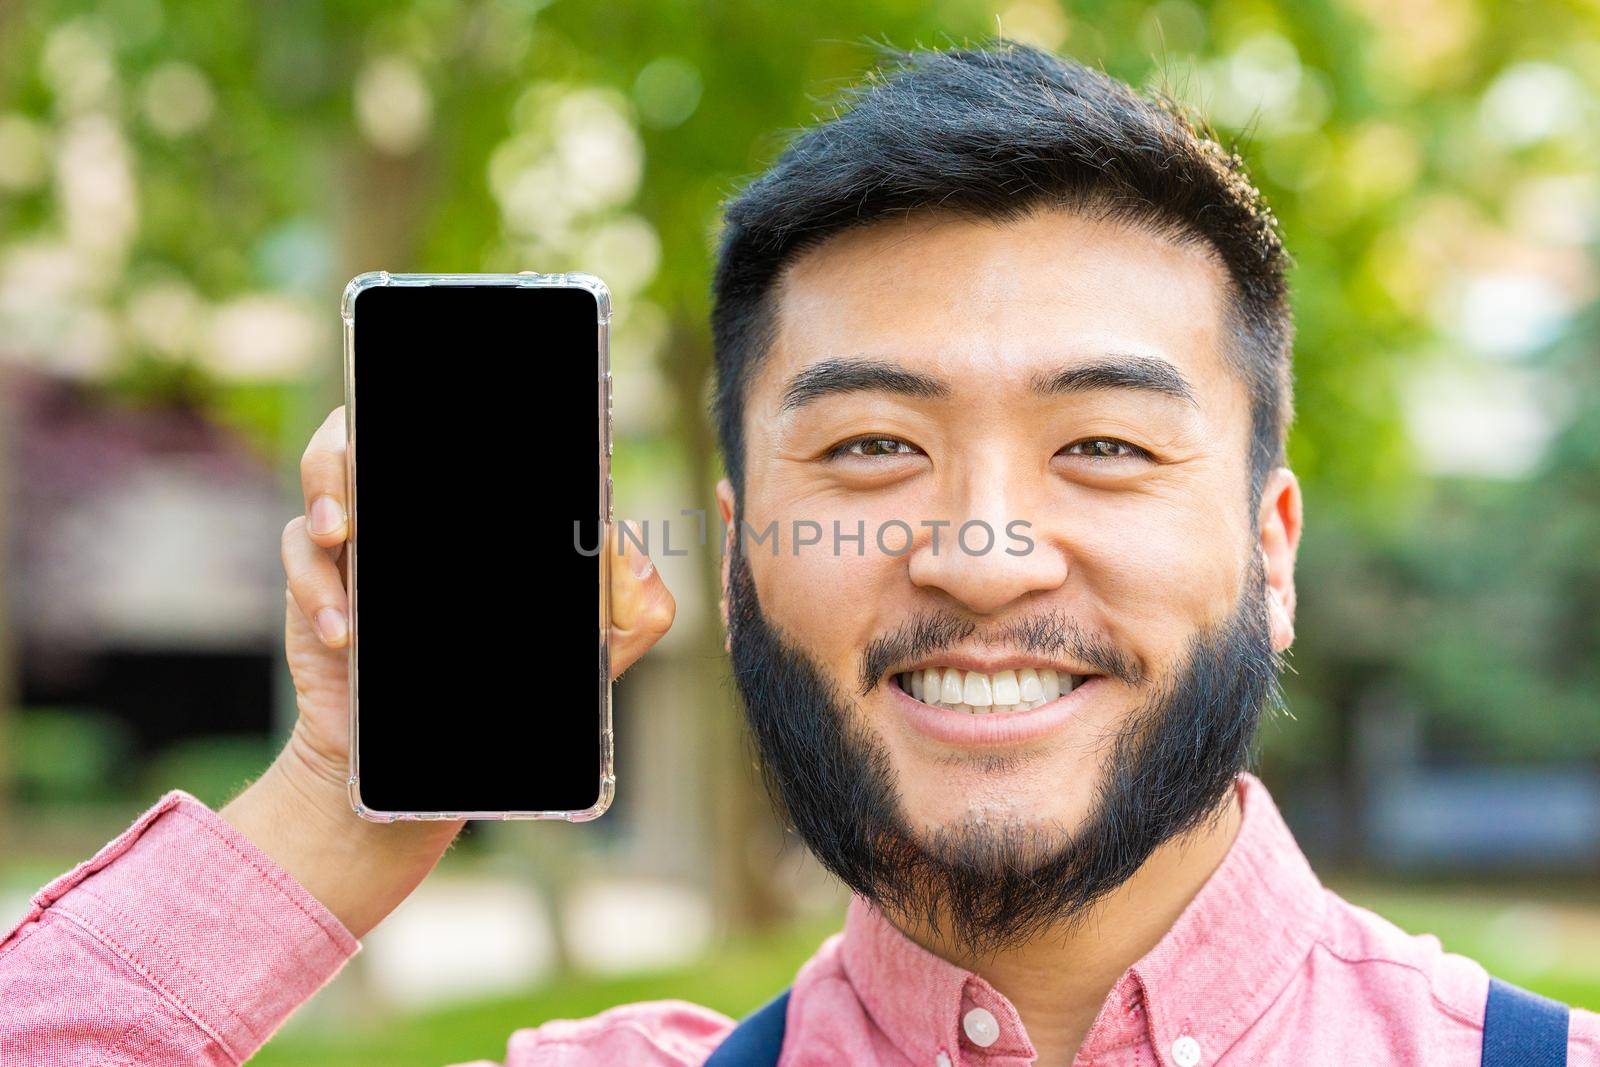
[500,1000,733,1066]
[1570,1005,1600,1066]
[0,789,359,1066]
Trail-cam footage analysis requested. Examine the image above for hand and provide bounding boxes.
[277,405,676,786]
[223,407,675,937]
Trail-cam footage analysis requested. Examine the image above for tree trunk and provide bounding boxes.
[660,321,788,934]
[0,364,14,852]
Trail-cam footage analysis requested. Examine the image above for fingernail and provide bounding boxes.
[315,608,348,644]
[630,551,655,580]
[621,521,654,579]
[310,495,346,536]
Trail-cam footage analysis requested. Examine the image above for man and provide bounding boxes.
[2,41,1595,1067]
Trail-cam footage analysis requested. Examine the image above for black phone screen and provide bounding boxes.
[350,281,605,815]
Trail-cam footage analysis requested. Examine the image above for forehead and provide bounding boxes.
[760,206,1235,401]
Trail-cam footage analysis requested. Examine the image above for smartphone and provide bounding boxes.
[341,271,613,821]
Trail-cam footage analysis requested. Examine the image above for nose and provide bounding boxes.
[905,475,1070,616]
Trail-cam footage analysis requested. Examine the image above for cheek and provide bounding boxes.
[1069,491,1249,655]
[754,549,879,641]
[745,499,909,678]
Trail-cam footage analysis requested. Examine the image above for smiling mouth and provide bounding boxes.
[892,667,1090,715]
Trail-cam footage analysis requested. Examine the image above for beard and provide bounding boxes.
[725,542,1283,959]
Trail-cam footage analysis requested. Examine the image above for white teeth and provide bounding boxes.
[962,671,993,707]
[898,665,1086,714]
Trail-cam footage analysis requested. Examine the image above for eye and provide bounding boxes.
[1059,437,1151,460]
[825,435,924,459]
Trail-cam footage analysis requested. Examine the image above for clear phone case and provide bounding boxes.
[340,270,615,822]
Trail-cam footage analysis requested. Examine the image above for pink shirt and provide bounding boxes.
[2,773,1595,1065]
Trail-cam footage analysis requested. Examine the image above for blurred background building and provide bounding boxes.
[1,0,1598,1063]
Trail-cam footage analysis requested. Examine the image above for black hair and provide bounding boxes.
[711,39,1293,500]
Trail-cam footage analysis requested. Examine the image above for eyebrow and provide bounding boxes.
[779,358,950,412]
[1033,355,1198,405]
[779,352,1199,413]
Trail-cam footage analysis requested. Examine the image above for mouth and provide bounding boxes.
[891,666,1089,715]
[884,659,1106,747]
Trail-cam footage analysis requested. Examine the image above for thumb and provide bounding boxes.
[609,520,676,679]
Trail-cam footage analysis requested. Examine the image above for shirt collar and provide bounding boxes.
[840,893,1038,1065]
[1106,771,1327,1062]
[836,773,1325,1066]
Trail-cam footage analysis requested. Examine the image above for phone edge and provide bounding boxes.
[342,270,616,823]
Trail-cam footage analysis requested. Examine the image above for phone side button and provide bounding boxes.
[605,475,614,519]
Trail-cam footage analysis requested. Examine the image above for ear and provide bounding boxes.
[715,478,737,651]
[1257,467,1303,653]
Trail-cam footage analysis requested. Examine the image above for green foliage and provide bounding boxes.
[13,708,136,804]
[12,710,275,809]
[139,735,280,809]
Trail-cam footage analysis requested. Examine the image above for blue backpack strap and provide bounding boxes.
[704,987,792,1067]
[1482,976,1569,1067]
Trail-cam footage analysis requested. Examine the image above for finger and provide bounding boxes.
[301,407,349,548]
[282,516,350,648]
[608,520,675,679]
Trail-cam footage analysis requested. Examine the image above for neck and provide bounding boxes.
[890,784,1244,1067]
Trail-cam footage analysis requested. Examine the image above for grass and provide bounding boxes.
[251,881,1600,1066]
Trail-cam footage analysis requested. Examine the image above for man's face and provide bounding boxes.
[718,207,1299,942]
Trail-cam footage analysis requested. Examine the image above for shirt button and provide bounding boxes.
[962,1006,1000,1047]
[1171,1034,1202,1067]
